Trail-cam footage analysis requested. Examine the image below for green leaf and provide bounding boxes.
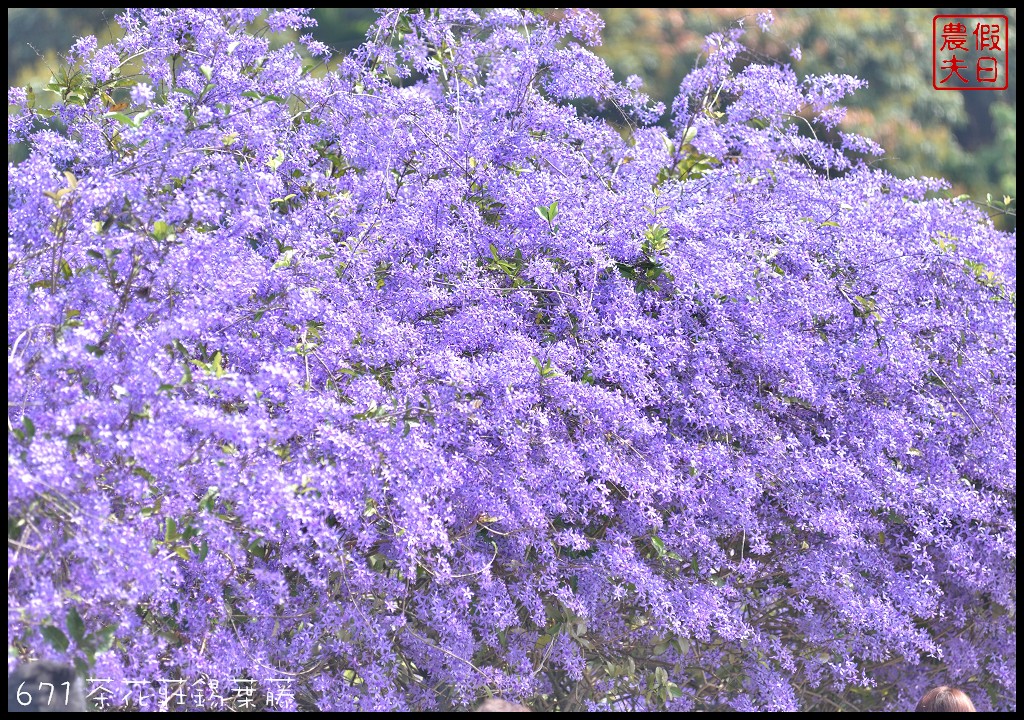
[247,538,267,558]
[655,665,669,686]
[22,416,36,441]
[165,517,177,543]
[199,486,219,513]
[211,351,224,377]
[41,626,69,653]
[273,248,297,269]
[267,149,286,170]
[196,538,209,562]
[651,535,666,557]
[675,637,690,655]
[103,111,135,125]
[67,607,86,644]
[92,624,118,653]
[152,220,173,241]
[200,64,214,81]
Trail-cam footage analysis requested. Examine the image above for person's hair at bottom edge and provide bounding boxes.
[474,697,532,712]
[915,686,976,712]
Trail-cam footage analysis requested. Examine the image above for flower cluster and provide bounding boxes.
[7,8,1015,711]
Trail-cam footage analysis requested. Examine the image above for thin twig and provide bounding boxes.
[405,627,490,678]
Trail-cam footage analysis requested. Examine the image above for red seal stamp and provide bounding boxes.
[933,14,1009,90]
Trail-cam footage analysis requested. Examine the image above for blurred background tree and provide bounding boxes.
[8,6,1015,217]
[592,7,1015,222]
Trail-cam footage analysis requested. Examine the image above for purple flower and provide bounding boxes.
[129,82,155,106]
[300,34,331,58]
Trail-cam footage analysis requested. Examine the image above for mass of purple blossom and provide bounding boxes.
[7,8,1015,712]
